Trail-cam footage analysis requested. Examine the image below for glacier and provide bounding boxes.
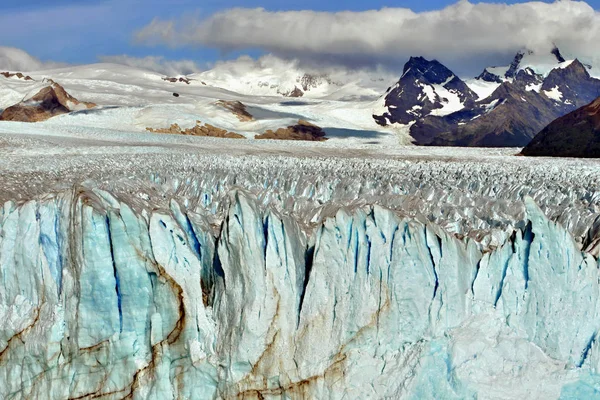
[2,183,600,399]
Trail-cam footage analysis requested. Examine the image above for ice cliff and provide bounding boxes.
[2,185,600,399]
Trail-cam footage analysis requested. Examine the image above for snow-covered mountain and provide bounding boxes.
[4,44,600,399]
[192,55,393,101]
[476,47,569,83]
[0,59,401,146]
[373,56,477,126]
[374,48,600,146]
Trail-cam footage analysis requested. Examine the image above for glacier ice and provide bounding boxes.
[1,184,600,399]
[3,150,600,252]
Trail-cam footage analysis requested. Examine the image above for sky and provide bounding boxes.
[1,0,600,76]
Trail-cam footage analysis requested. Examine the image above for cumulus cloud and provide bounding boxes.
[134,0,600,74]
[0,46,65,72]
[98,55,202,75]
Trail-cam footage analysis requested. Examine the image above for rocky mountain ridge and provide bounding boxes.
[373,56,477,126]
[374,49,600,147]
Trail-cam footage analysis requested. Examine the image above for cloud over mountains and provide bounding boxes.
[0,46,65,72]
[135,0,600,72]
[98,55,202,75]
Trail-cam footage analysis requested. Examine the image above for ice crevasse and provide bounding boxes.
[1,188,600,399]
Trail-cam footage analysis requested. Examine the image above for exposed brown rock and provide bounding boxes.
[0,82,96,122]
[215,100,254,122]
[146,121,245,139]
[146,123,183,134]
[280,86,304,98]
[522,96,600,157]
[1,71,34,81]
[255,120,327,141]
[297,73,339,92]
[162,77,192,84]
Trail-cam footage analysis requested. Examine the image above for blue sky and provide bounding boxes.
[1,0,599,74]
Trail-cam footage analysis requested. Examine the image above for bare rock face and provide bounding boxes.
[215,100,254,122]
[163,77,192,84]
[522,97,600,157]
[0,82,96,122]
[374,56,478,126]
[255,120,327,141]
[1,72,34,81]
[297,73,337,91]
[147,121,245,139]
[146,123,183,135]
[280,86,304,98]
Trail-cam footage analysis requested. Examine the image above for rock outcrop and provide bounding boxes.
[146,121,245,139]
[522,97,600,157]
[0,82,96,122]
[280,86,304,98]
[162,76,192,84]
[1,72,33,81]
[215,100,254,122]
[255,120,327,141]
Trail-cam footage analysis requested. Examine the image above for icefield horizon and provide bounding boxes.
[2,130,600,399]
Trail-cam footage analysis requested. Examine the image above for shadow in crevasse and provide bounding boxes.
[279,101,312,106]
[68,105,121,116]
[323,127,387,140]
[246,105,305,121]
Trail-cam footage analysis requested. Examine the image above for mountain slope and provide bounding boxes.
[412,60,600,147]
[373,56,477,125]
[374,51,600,147]
[522,97,600,157]
[411,82,558,146]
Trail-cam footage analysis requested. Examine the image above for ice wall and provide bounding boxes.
[1,188,600,399]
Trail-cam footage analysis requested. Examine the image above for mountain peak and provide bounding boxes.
[477,47,570,84]
[402,56,455,85]
[374,56,476,126]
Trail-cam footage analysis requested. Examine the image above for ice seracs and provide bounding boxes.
[2,187,600,398]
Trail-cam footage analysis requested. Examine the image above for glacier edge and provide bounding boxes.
[0,189,599,399]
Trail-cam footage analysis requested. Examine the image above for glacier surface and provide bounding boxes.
[2,128,600,398]
[2,184,600,399]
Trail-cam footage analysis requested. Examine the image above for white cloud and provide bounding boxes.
[0,46,65,72]
[98,55,202,75]
[134,1,600,73]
